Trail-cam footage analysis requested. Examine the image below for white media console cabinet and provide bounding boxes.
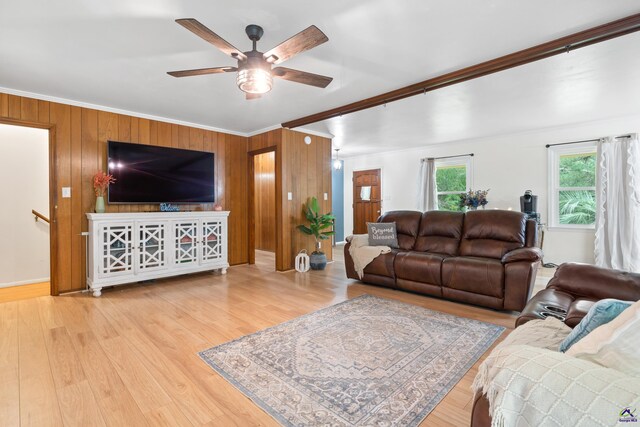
[86,211,229,297]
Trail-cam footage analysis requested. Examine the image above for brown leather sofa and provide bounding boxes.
[344,210,542,311]
[471,262,640,427]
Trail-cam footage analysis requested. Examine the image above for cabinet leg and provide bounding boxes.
[92,288,102,298]
[221,268,227,275]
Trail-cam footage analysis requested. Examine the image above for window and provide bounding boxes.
[548,142,597,228]
[435,157,472,212]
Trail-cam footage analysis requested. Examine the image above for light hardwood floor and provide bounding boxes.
[0,249,554,427]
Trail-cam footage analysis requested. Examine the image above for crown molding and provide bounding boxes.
[0,86,248,136]
[1,86,336,140]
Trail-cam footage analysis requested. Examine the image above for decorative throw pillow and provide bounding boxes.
[367,222,398,248]
[566,299,640,376]
[559,299,633,352]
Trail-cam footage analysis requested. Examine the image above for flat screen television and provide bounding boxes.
[107,141,215,204]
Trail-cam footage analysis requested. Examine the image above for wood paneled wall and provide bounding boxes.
[0,91,330,287]
[249,128,333,270]
[254,152,276,252]
[0,92,249,293]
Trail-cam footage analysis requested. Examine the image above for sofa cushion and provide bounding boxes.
[442,256,504,298]
[377,211,421,250]
[559,299,633,352]
[396,279,442,297]
[367,222,398,248]
[566,300,640,376]
[414,211,464,256]
[363,249,399,278]
[395,251,449,286]
[459,210,526,259]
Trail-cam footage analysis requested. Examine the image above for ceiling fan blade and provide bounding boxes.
[176,18,247,61]
[263,25,328,64]
[272,67,333,88]
[167,66,237,78]
[246,93,262,100]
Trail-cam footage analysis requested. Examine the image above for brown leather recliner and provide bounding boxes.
[516,262,640,327]
[344,210,542,311]
[471,263,640,427]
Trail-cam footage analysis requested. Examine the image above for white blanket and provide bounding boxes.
[476,345,640,427]
[472,319,640,427]
[346,234,391,279]
[472,318,571,400]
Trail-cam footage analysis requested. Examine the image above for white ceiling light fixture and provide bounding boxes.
[333,148,342,170]
[304,135,312,145]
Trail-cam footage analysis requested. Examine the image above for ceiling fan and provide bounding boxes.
[168,19,333,100]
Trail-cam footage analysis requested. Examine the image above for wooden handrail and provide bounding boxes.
[32,209,50,224]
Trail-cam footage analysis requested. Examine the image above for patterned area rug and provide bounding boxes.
[199,295,504,426]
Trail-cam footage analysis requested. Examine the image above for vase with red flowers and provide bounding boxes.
[93,171,115,213]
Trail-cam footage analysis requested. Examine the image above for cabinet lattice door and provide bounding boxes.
[202,220,224,263]
[136,222,167,273]
[99,223,134,277]
[174,221,199,266]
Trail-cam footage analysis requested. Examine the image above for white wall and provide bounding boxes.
[0,124,50,287]
[343,114,640,265]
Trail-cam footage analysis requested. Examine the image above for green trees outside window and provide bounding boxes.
[436,165,467,211]
[558,153,596,225]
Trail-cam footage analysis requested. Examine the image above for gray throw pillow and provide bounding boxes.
[367,222,398,248]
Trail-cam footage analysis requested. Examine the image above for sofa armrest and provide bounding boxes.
[501,247,543,264]
[503,260,539,311]
[547,262,640,301]
[343,241,359,280]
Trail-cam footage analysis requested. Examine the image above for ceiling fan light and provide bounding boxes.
[237,68,273,94]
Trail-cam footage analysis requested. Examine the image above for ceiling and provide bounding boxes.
[1,1,639,153]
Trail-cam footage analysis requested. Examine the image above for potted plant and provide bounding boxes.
[297,197,335,270]
[93,171,115,213]
[459,189,490,211]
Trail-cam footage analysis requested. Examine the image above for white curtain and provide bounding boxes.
[595,134,640,272]
[417,158,438,211]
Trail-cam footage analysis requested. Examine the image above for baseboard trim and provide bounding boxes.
[0,282,50,303]
[0,277,50,289]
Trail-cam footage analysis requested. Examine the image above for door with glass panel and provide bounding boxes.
[135,221,168,274]
[172,220,199,268]
[201,219,225,265]
[352,169,381,234]
[97,222,134,279]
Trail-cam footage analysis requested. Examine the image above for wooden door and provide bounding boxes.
[353,169,381,234]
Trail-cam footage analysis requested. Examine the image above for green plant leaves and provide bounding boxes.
[298,197,335,241]
[559,190,596,225]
